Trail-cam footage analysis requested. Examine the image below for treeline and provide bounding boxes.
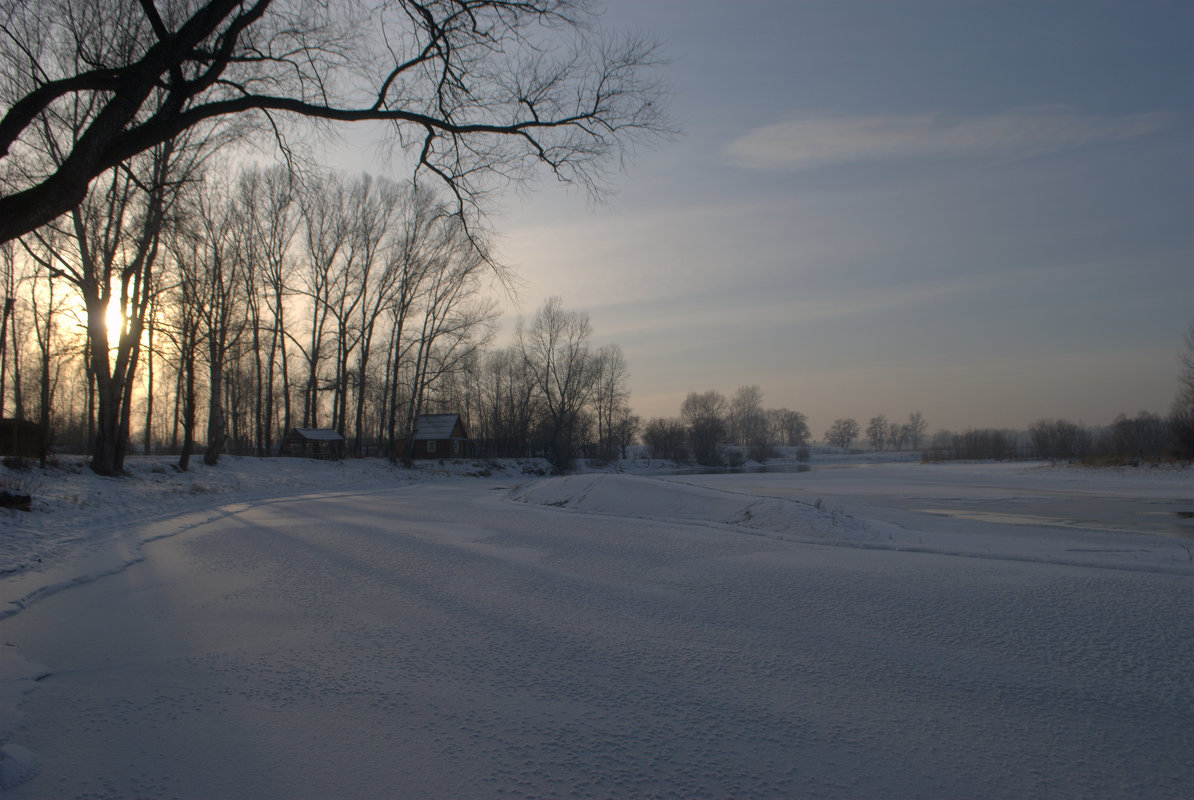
[0,159,630,474]
[924,411,1193,464]
[822,413,930,451]
[447,299,637,474]
[643,385,815,465]
[641,386,933,466]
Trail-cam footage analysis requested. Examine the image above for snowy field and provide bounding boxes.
[1,454,1191,798]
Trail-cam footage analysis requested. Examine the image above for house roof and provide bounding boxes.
[412,414,466,440]
[290,428,345,442]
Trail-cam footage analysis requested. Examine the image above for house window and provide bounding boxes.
[453,439,461,454]
[427,440,436,454]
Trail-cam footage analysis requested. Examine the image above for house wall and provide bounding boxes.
[411,438,465,459]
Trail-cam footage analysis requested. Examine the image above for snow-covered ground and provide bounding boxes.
[0,454,551,619]
[1,454,1191,798]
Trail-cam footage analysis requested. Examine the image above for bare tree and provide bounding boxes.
[381,185,477,453]
[518,297,595,474]
[1171,322,1194,458]
[613,409,639,460]
[467,346,533,456]
[824,418,860,450]
[233,166,289,454]
[17,233,72,464]
[591,343,630,461]
[28,137,197,475]
[193,172,248,465]
[398,223,497,462]
[776,408,810,448]
[682,390,727,465]
[292,173,348,428]
[0,0,670,243]
[0,240,20,418]
[643,416,686,461]
[728,384,766,452]
[246,165,301,451]
[906,412,928,450]
[866,415,888,451]
[164,203,207,471]
[342,175,404,453]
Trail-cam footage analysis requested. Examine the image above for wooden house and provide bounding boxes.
[410,414,469,459]
[284,428,346,459]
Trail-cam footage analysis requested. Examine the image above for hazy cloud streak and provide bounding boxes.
[726,107,1170,169]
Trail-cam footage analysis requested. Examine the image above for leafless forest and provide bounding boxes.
[0,0,668,475]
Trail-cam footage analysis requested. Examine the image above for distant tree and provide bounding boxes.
[591,344,632,461]
[462,346,532,455]
[682,390,727,465]
[613,410,641,460]
[866,415,888,451]
[1171,323,1194,458]
[824,418,860,450]
[518,298,597,474]
[782,409,811,447]
[727,385,764,445]
[906,412,928,450]
[888,420,908,451]
[643,416,687,461]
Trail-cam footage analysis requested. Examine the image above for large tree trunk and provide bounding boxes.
[251,320,264,456]
[178,335,196,472]
[38,307,51,469]
[170,349,182,453]
[91,376,124,475]
[143,309,155,454]
[204,344,226,466]
[279,308,292,442]
[0,296,12,418]
[87,298,123,476]
[7,292,23,419]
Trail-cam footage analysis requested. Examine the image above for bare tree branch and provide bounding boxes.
[1,0,670,242]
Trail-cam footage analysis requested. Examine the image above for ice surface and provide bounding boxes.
[0,455,1190,798]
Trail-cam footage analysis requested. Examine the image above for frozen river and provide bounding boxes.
[681,460,1194,539]
[1,462,1191,798]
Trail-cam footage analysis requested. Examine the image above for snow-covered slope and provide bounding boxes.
[0,455,549,619]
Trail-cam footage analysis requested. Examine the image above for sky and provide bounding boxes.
[371,0,1194,435]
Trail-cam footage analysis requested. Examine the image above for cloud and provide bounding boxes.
[725,107,1170,170]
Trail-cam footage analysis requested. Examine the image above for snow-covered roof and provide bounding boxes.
[291,428,345,442]
[412,414,465,440]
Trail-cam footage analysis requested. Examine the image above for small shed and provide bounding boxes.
[410,414,469,459]
[284,428,346,460]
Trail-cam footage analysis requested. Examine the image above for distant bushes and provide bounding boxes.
[923,411,1187,464]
